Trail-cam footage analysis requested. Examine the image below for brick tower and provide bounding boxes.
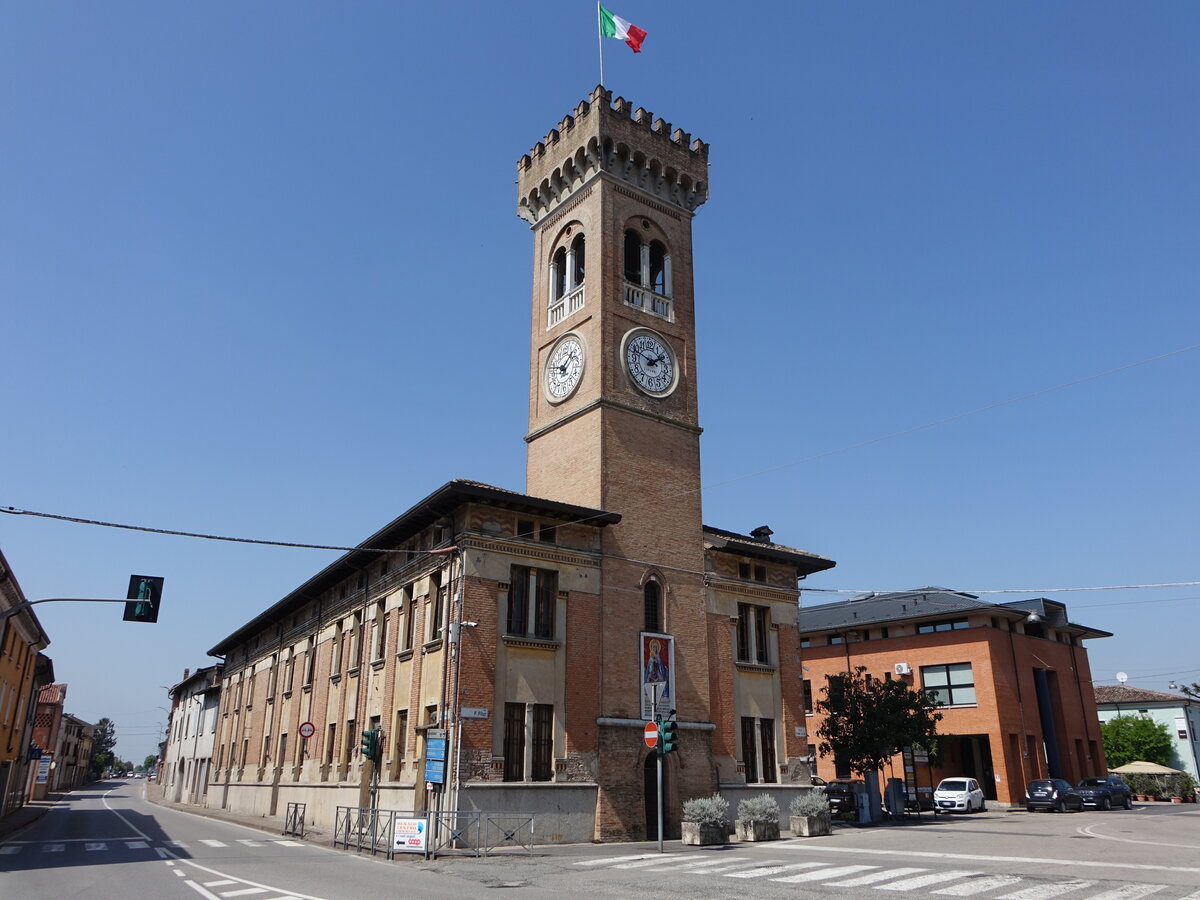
[518,86,714,838]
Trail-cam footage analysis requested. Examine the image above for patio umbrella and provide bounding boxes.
[1110,761,1185,775]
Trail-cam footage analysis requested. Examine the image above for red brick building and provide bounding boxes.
[205,87,835,842]
[799,589,1110,806]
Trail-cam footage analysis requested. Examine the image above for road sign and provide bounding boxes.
[298,721,316,740]
[644,722,659,749]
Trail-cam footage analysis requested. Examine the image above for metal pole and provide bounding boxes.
[652,682,663,852]
[597,1,605,87]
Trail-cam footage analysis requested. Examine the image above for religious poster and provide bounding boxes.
[639,633,675,720]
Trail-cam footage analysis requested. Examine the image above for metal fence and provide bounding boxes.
[332,806,535,860]
[283,802,306,838]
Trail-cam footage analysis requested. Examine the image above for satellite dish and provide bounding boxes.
[1116,672,1128,684]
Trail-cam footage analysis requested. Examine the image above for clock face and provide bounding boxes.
[544,334,585,402]
[623,329,677,397]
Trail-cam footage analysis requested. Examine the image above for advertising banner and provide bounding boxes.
[393,817,428,853]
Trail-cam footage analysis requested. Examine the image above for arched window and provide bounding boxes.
[548,231,587,327]
[644,580,662,633]
[623,229,673,320]
[648,240,667,295]
[624,230,642,284]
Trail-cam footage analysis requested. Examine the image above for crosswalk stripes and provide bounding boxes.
[200,839,228,847]
[776,864,880,883]
[125,840,150,849]
[724,862,826,879]
[1086,886,1167,900]
[878,871,991,892]
[85,842,107,851]
[998,883,1098,899]
[826,867,929,887]
[612,854,687,868]
[640,855,750,872]
[933,875,1025,896]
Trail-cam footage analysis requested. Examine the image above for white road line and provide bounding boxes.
[237,840,264,847]
[185,882,224,900]
[1079,823,1200,851]
[932,874,1025,896]
[0,846,21,855]
[1086,886,1167,900]
[220,889,269,897]
[775,841,1200,875]
[158,846,331,900]
[774,864,880,883]
[175,869,188,876]
[612,854,688,868]
[44,843,64,852]
[275,841,305,848]
[877,870,982,891]
[689,859,786,875]
[576,854,659,866]
[165,841,189,848]
[825,869,929,887]
[724,862,827,879]
[85,842,107,851]
[200,839,228,847]
[205,881,238,888]
[641,856,750,872]
[997,882,1097,900]
[126,840,150,848]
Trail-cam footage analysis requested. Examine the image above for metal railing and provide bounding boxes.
[332,806,535,860]
[283,802,306,837]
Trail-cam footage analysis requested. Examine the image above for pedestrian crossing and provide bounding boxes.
[573,853,1200,898]
[0,837,313,857]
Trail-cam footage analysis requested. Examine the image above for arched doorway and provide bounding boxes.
[643,752,671,840]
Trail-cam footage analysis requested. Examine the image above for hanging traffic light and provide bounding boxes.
[660,718,679,755]
[360,728,381,763]
[123,575,164,623]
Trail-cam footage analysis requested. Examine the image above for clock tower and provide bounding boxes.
[517,86,714,838]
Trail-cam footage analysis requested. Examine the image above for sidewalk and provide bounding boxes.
[0,792,65,843]
[145,784,316,841]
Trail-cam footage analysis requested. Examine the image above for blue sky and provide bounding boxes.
[3,2,1197,765]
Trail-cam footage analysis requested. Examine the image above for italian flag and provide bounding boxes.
[600,6,647,53]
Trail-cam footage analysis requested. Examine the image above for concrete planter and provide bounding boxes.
[681,821,727,846]
[789,812,832,837]
[735,819,780,842]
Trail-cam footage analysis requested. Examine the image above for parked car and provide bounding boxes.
[933,777,987,813]
[821,780,862,816]
[1025,778,1084,812]
[1074,776,1133,810]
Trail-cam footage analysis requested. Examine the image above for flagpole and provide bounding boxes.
[597,1,605,87]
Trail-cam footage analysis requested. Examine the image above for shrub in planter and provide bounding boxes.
[789,790,831,837]
[736,793,781,842]
[681,794,729,846]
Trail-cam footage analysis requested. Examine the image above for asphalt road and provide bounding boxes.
[4,785,1200,899]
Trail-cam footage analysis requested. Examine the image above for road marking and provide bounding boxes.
[85,842,107,851]
[576,854,661,866]
[159,846,331,900]
[0,846,21,855]
[276,840,305,847]
[997,882,1097,899]
[775,864,879,883]
[175,869,188,876]
[776,841,1200,875]
[1079,823,1200,851]
[237,839,264,847]
[1086,886,1167,900]
[44,843,65,852]
[932,874,1025,895]
[725,862,826,879]
[825,868,929,887]
[205,881,238,888]
[878,870,982,891]
[126,840,150,848]
[165,841,189,848]
[185,882,224,900]
[200,839,228,847]
[219,890,269,897]
[641,856,750,872]
[612,854,687,868]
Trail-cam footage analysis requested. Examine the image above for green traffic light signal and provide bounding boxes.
[661,719,679,755]
[123,575,164,623]
[360,728,381,762]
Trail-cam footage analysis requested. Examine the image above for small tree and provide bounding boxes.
[90,717,118,779]
[1100,715,1173,769]
[816,666,942,774]
[143,754,159,772]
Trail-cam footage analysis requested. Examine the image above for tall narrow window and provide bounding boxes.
[571,233,585,287]
[332,623,344,675]
[325,724,337,768]
[278,733,288,767]
[508,568,528,636]
[741,717,759,784]
[508,566,557,639]
[372,600,387,662]
[736,603,770,664]
[430,579,447,641]
[624,229,642,283]
[753,606,769,663]
[552,246,568,299]
[392,710,408,778]
[349,612,363,668]
[802,679,814,714]
[531,704,554,782]
[534,571,556,639]
[504,703,525,782]
[304,636,316,686]
[402,585,415,651]
[344,719,356,766]
[648,240,667,294]
[643,581,662,633]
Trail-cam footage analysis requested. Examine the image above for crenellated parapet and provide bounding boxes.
[517,85,710,225]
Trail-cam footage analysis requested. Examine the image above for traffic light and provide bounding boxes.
[660,718,679,755]
[360,728,381,763]
[123,575,164,623]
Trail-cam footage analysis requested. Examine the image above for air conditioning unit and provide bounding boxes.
[894,662,912,676]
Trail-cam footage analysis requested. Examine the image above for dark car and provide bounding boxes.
[822,781,862,817]
[1025,778,1084,812]
[1075,776,1133,810]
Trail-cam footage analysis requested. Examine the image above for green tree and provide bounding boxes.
[143,754,158,772]
[816,666,943,774]
[1100,715,1173,769]
[90,717,118,779]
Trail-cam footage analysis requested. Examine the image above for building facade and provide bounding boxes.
[161,665,223,805]
[0,549,52,815]
[800,590,1110,807]
[1094,685,1200,782]
[54,713,94,791]
[205,87,836,842]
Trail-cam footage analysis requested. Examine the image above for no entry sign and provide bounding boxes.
[644,722,659,749]
[298,721,316,740]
